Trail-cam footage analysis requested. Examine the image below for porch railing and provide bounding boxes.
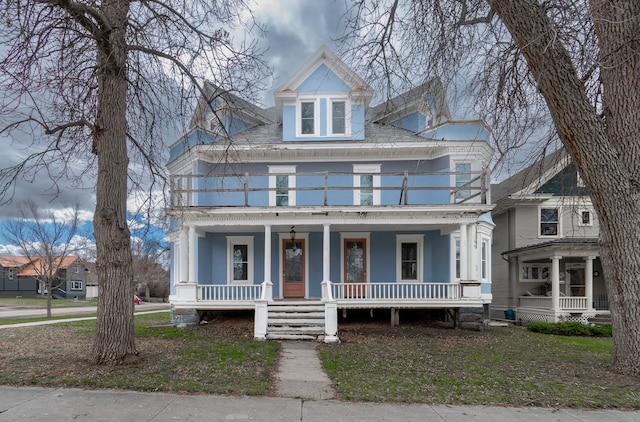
[519,295,588,311]
[169,169,489,208]
[330,282,460,301]
[198,284,262,301]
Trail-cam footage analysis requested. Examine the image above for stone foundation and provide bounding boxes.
[171,305,199,327]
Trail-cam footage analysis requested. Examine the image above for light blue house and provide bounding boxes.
[167,46,494,341]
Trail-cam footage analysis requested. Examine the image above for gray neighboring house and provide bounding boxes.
[0,254,87,300]
[491,149,608,323]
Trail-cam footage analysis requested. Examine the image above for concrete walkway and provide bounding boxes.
[275,341,335,400]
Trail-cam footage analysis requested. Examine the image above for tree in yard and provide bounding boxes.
[341,0,640,375]
[0,1,268,364]
[4,201,87,317]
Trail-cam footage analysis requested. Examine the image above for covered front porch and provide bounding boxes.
[169,206,494,340]
[172,278,489,341]
[501,239,608,323]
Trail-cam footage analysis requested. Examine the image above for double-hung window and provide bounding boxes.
[331,100,346,135]
[396,235,424,282]
[269,165,296,206]
[227,236,254,284]
[454,162,472,201]
[71,280,83,290]
[300,101,316,135]
[353,164,381,205]
[540,207,559,236]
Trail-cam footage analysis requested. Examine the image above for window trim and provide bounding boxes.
[451,235,461,281]
[453,161,473,202]
[480,239,489,281]
[578,209,593,227]
[396,234,424,283]
[296,99,318,136]
[226,236,254,284]
[269,165,296,207]
[539,207,561,237]
[328,98,351,136]
[353,164,381,205]
[70,280,83,290]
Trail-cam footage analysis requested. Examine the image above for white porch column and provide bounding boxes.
[264,225,272,283]
[323,224,331,282]
[459,223,468,280]
[585,256,595,312]
[188,225,197,283]
[551,256,561,313]
[321,224,331,301]
[179,227,189,283]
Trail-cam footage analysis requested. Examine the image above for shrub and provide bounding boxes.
[527,321,612,337]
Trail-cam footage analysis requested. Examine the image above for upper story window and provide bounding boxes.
[331,100,346,135]
[7,268,14,280]
[300,101,316,135]
[353,164,381,205]
[540,207,559,236]
[579,210,593,226]
[269,165,296,206]
[455,162,472,201]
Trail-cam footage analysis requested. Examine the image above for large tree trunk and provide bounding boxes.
[488,0,640,375]
[91,0,138,364]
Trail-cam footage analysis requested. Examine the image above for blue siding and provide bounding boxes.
[391,112,427,133]
[370,232,396,282]
[421,122,490,142]
[297,64,351,93]
[282,105,296,141]
[429,232,451,282]
[481,283,491,294]
[169,130,215,163]
[308,232,323,297]
[319,98,327,137]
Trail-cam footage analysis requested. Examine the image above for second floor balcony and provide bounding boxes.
[169,169,489,209]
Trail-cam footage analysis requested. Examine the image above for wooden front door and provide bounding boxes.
[344,238,366,297]
[283,239,305,298]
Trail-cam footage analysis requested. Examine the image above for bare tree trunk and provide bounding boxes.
[90,0,138,364]
[488,0,640,375]
[46,282,51,318]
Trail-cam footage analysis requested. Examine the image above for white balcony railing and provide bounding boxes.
[169,169,489,208]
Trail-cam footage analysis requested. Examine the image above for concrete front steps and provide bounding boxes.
[266,300,326,340]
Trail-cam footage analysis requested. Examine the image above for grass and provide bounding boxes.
[0,311,279,396]
[318,321,640,409]
[0,314,97,325]
[2,311,640,408]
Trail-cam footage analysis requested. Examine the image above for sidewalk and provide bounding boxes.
[1,385,639,421]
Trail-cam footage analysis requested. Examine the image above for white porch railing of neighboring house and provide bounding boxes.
[329,282,461,302]
[169,169,489,208]
[519,295,589,311]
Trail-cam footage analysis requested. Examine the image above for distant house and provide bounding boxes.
[491,149,607,323]
[167,46,495,341]
[0,254,87,300]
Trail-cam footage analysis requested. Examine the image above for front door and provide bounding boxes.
[283,239,305,298]
[566,263,585,296]
[344,238,366,297]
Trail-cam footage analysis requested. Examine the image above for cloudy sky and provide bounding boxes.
[0,0,351,252]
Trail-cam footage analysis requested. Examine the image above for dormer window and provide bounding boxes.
[331,101,346,134]
[300,101,316,135]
